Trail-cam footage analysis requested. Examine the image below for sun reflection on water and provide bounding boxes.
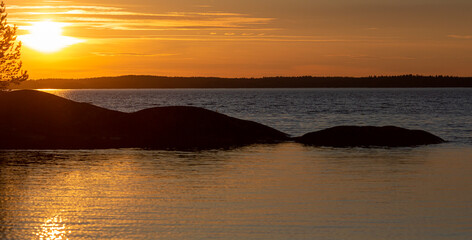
[35,215,70,240]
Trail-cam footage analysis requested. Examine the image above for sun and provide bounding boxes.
[19,20,84,53]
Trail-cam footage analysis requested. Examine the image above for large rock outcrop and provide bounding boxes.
[294,126,445,147]
[0,90,288,149]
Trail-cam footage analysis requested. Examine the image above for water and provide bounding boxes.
[1,89,472,239]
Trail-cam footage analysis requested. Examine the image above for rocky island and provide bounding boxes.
[0,90,445,149]
[0,90,288,149]
[294,126,445,147]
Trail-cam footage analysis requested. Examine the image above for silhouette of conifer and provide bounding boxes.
[0,1,28,90]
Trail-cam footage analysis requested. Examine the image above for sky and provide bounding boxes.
[6,0,472,79]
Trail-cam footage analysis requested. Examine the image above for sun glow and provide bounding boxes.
[19,20,84,53]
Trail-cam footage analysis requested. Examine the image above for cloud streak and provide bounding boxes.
[448,35,472,39]
[9,3,396,44]
[91,52,178,57]
[9,4,275,38]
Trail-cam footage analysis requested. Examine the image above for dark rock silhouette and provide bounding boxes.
[0,90,288,149]
[0,90,446,149]
[294,126,445,147]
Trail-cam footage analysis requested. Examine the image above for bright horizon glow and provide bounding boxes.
[19,20,84,53]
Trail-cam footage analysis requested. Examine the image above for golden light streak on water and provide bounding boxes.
[35,215,70,240]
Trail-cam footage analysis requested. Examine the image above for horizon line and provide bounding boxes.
[30,74,472,81]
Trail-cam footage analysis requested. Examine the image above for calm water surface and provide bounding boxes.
[1,89,471,239]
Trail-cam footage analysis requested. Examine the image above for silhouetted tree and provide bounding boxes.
[0,1,28,90]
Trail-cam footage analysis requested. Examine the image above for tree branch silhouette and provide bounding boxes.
[0,1,28,91]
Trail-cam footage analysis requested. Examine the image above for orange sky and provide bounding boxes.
[6,0,472,79]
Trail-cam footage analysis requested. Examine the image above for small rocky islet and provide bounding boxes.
[294,126,445,147]
[0,90,445,149]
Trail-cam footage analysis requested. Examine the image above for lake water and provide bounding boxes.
[1,89,472,239]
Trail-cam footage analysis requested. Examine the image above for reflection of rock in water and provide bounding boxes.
[294,126,445,147]
[0,90,288,149]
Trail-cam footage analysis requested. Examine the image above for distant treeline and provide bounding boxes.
[16,75,472,89]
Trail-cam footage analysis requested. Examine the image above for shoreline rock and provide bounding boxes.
[0,90,288,149]
[294,126,445,147]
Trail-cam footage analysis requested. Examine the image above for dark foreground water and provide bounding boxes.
[1,89,471,239]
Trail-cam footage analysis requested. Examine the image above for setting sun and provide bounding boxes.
[19,20,84,53]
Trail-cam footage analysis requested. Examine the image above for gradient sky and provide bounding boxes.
[7,0,472,78]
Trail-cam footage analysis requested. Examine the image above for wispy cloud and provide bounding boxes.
[43,1,72,3]
[448,35,472,39]
[325,54,415,60]
[8,3,395,44]
[8,5,122,11]
[92,52,178,57]
[90,35,354,43]
[8,4,275,37]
